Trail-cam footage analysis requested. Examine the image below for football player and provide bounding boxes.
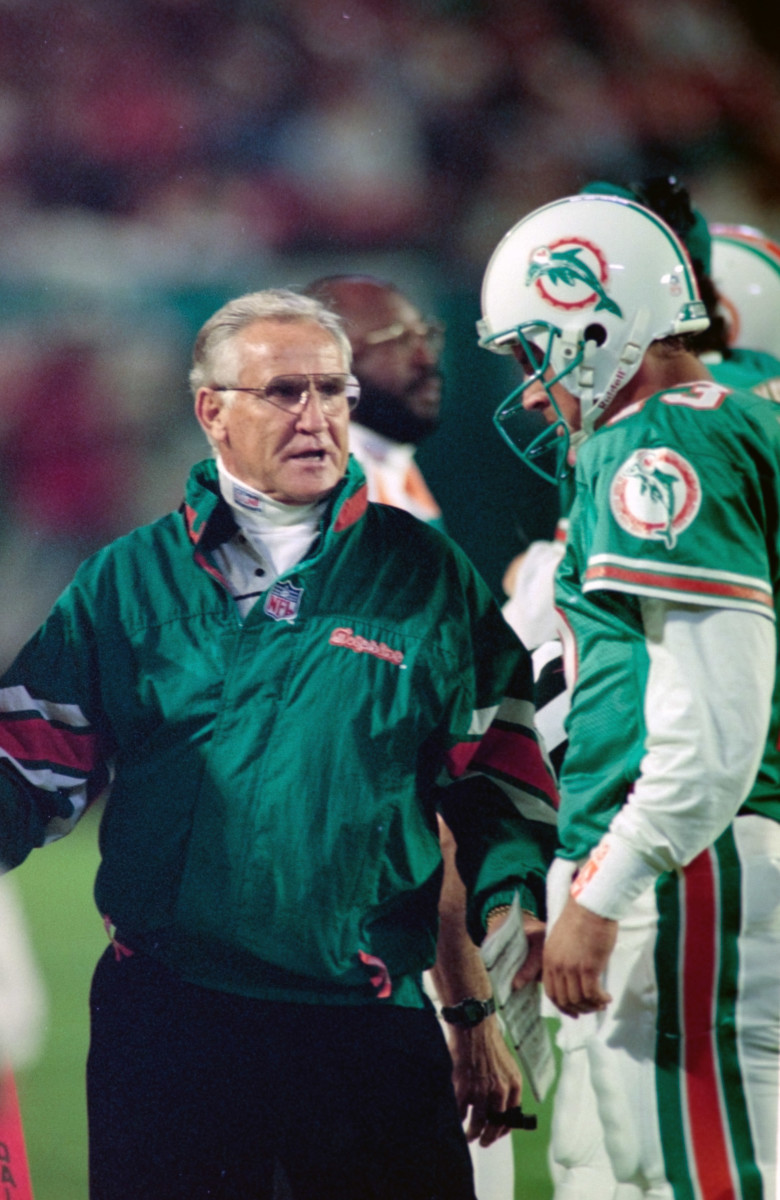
[479,192,780,1199]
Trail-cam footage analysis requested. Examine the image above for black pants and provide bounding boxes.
[87,947,476,1200]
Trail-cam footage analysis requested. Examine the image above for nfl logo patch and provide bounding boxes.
[264,580,304,623]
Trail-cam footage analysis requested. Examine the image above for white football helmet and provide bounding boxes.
[710,223,780,359]
[477,194,709,482]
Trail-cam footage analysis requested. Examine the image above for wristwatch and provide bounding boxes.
[440,996,496,1028]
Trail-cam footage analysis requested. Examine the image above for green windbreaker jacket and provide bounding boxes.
[0,457,557,1004]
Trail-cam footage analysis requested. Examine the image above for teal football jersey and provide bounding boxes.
[555,379,780,860]
[708,347,780,400]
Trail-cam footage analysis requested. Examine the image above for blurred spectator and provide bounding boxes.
[0,0,776,271]
[0,323,184,668]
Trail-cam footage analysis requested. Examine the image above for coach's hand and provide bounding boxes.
[447,1014,523,1147]
[542,896,616,1017]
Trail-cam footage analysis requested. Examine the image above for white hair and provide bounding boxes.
[188,288,353,398]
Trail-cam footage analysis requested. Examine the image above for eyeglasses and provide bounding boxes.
[362,319,445,354]
[210,373,361,415]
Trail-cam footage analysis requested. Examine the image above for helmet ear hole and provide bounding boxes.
[584,323,607,347]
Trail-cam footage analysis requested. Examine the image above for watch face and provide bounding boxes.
[462,999,485,1025]
[442,996,494,1026]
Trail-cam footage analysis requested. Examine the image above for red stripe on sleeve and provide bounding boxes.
[471,724,558,806]
[446,741,479,778]
[586,564,772,608]
[446,726,558,807]
[0,716,99,774]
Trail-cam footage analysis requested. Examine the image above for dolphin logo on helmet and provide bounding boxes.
[526,244,623,318]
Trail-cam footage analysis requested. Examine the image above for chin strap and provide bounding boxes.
[582,307,650,436]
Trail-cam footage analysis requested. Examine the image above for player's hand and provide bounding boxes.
[484,906,546,990]
[542,896,616,1017]
[446,1015,523,1147]
[512,912,545,988]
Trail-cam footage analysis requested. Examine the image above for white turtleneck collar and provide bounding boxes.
[217,458,324,531]
[213,459,326,614]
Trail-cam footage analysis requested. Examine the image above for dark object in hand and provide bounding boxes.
[486,1106,537,1130]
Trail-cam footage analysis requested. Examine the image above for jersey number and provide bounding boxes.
[659,382,728,410]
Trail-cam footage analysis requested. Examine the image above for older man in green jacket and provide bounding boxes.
[0,289,557,1200]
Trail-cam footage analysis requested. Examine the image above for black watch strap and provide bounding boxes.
[440,996,496,1028]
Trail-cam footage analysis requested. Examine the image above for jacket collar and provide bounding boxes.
[182,456,369,558]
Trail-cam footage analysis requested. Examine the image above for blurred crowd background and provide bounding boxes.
[1,0,780,662]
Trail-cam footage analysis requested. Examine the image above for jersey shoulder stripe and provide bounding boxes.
[583,554,774,616]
